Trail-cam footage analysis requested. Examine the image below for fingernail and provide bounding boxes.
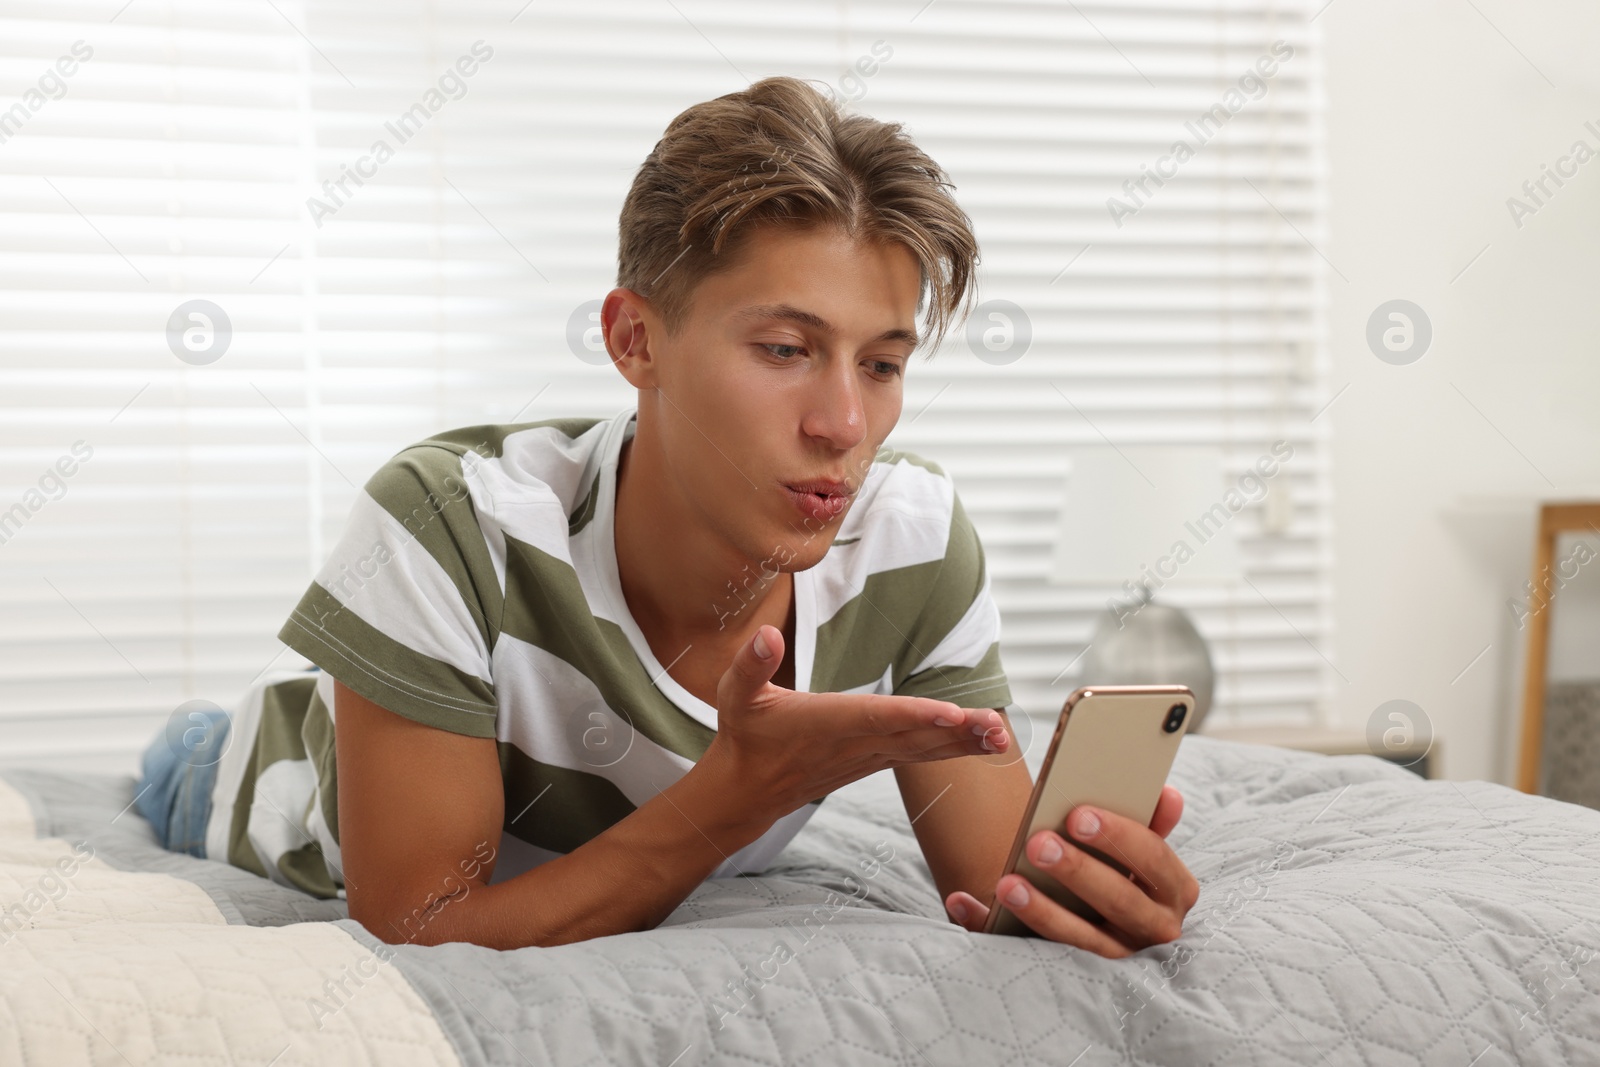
[934,715,957,727]
[948,899,968,923]
[752,630,772,660]
[1075,809,1101,840]
[1003,881,1030,908]
[981,729,1002,752]
[1036,834,1063,865]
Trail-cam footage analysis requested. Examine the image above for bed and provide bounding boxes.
[1,735,1597,1065]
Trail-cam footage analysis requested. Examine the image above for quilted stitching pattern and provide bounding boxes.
[0,850,228,932]
[0,777,462,1066]
[2,768,349,928]
[7,737,1600,1066]
[0,922,461,1065]
[358,739,1600,1066]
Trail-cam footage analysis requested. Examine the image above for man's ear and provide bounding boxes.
[603,287,659,389]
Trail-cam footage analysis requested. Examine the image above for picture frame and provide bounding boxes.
[1515,501,1600,794]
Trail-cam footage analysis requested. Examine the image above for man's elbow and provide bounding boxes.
[349,881,476,948]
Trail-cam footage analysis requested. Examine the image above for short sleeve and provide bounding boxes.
[276,444,503,738]
[892,486,1013,710]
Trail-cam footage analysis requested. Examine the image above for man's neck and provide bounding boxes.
[612,421,791,666]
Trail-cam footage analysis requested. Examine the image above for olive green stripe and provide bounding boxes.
[225,757,269,881]
[810,557,946,694]
[359,445,502,658]
[875,449,947,478]
[277,583,497,738]
[421,417,606,461]
[893,491,990,695]
[499,535,715,760]
[495,744,825,858]
[811,490,989,696]
[810,450,964,694]
[277,842,340,899]
[897,490,987,663]
[254,675,315,765]
[497,742,637,855]
[590,616,716,755]
[301,683,340,847]
[567,469,601,535]
[896,642,1011,708]
[226,676,319,878]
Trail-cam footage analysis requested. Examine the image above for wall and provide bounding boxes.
[1320,0,1600,781]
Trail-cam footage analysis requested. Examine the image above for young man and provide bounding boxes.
[137,76,1197,956]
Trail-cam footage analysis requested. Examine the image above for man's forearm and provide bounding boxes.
[895,728,1035,905]
[379,756,776,951]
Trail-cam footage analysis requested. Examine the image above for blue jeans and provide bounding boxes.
[135,707,233,857]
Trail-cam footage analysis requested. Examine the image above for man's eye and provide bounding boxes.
[867,360,903,378]
[762,344,803,359]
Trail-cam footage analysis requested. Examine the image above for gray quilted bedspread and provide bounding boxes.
[9,735,1600,1065]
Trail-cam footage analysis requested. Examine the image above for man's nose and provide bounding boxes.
[799,355,867,450]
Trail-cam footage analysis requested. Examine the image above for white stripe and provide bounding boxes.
[464,422,610,570]
[205,668,312,862]
[305,791,342,890]
[492,628,819,875]
[457,422,609,612]
[793,564,818,693]
[247,758,317,889]
[492,632,695,806]
[495,421,608,513]
[315,667,337,723]
[565,411,637,629]
[811,458,955,626]
[306,671,344,889]
[568,511,620,627]
[463,458,509,601]
[465,475,572,567]
[315,490,492,683]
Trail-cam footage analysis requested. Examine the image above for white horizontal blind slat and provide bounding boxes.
[0,0,1330,771]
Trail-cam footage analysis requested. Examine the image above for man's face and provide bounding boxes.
[622,224,922,572]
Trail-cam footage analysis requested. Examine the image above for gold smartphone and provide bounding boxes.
[983,685,1194,937]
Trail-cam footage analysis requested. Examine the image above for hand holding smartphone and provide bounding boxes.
[983,685,1193,938]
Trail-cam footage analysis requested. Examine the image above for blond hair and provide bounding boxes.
[617,76,979,353]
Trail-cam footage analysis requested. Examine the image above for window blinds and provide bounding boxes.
[0,0,1330,772]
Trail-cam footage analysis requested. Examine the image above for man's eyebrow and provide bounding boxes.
[734,303,918,348]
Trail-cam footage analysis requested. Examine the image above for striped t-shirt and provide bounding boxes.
[205,408,1012,899]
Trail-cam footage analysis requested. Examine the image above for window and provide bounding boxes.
[0,0,1329,771]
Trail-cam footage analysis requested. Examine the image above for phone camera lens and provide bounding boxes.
[1163,703,1188,733]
